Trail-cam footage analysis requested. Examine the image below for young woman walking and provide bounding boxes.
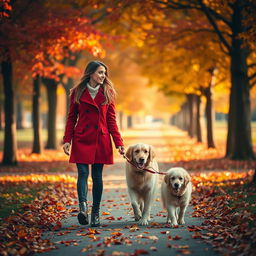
[63,60,125,227]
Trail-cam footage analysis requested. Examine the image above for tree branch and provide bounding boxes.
[90,7,109,25]
[250,80,256,89]
[58,74,65,87]
[154,0,191,9]
[199,1,232,53]
[154,0,232,54]
[217,39,230,56]
[248,63,256,69]
[206,6,232,28]
[159,0,200,10]
[172,28,231,38]
[249,72,256,81]
[90,1,133,25]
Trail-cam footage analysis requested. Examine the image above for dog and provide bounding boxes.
[161,167,192,227]
[125,143,159,225]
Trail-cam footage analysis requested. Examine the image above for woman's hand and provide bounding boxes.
[117,146,125,155]
[63,142,71,156]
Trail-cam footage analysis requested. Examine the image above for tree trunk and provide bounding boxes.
[32,75,42,153]
[16,96,24,129]
[0,98,3,130]
[176,111,181,129]
[252,169,256,184]
[62,52,80,121]
[170,115,176,126]
[204,85,215,148]
[127,115,133,128]
[43,78,57,149]
[196,95,202,143]
[180,106,185,130]
[63,77,74,121]
[226,2,254,160]
[179,103,188,131]
[119,111,123,130]
[1,57,17,165]
[187,94,197,138]
[183,102,189,132]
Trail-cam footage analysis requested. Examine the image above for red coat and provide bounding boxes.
[63,86,124,164]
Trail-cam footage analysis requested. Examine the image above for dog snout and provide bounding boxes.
[174,183,179,189]
[139,158,145,163]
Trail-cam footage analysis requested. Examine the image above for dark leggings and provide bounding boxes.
[76,163,103,211]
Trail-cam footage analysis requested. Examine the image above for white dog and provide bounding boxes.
[161,167,192,227]
[125,143,159,225]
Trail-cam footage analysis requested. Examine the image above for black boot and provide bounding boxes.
[77,202,89,225]
[91,208,100,227]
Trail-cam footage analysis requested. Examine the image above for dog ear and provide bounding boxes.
[177,169,191,195]
[125,146,133,161]
[149,146,155,162]
[180,171,191,194]
[164,174,170,186]
[184,172,191,187]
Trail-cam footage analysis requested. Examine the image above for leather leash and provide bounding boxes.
[122,153,166,175]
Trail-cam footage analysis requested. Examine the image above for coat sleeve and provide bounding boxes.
[106,103,124,148]
[63,92,78,144]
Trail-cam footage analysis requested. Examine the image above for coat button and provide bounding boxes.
[86,110,90,113]
[94,125,98,129]
[85,125,89,128]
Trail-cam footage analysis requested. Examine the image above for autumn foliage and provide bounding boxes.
[0,170,255,255]
[0,175,76,255]
[0,124,255,255]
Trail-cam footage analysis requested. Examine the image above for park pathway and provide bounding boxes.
[38,123,219,256]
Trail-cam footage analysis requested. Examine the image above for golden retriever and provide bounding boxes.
[125,143,159,225]
[161,167,192,227]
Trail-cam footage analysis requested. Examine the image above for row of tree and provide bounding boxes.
[1,0,173,165]
[1,0,110,164]
[97,0,256,159]
[1,0,255,166]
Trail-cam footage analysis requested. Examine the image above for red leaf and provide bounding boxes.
[173,235,182,240]
[106,216,115,220]
[132,249,149,255]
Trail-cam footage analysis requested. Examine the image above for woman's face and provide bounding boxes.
[90,65,106,85]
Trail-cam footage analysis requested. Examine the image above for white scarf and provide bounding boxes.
[87,83,100,99]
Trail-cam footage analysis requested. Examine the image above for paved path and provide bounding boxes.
[38,123,219,255]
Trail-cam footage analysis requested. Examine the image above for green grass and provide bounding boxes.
[0,128,65,150]
[0,128,65,143]
[0,182,50,220]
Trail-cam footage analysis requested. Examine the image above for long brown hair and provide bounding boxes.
[71,61,116,104]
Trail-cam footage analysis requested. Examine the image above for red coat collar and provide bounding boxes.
[80,86,106,108]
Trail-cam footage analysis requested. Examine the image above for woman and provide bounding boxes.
[63,60,125,227]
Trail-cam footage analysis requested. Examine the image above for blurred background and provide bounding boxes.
[1,2,256,255]
[0,0,255,164]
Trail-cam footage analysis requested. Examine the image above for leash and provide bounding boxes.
[122,153,166,175]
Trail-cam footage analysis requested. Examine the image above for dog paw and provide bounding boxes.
[134,215,142,221]
[167,219,178,227]
[138,218,149,226]
[178,218,185,225]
